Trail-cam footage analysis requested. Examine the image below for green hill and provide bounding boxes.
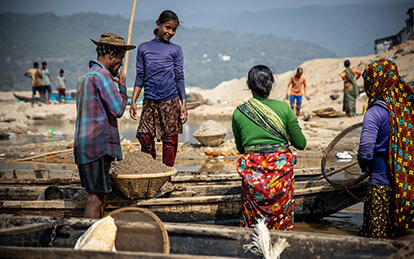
[0,12,336,91]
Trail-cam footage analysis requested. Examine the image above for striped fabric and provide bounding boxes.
[74,60,128,165]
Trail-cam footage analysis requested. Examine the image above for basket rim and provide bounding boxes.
[192,133,227,138]
[110,167,177,179]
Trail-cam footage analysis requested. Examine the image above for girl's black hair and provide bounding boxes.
[344,60,351,68]
[247,65,274,98]
[153,10,180,36]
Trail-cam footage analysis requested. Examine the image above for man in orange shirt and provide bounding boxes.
[286,67,309,117]
[341,60,361,117]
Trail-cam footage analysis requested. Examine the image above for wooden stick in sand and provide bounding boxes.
[5,142,141,163]
[5,149,73,163]
[118,0,138,137]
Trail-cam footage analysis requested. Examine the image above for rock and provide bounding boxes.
[330,94,339,100]
[221,150,232,156]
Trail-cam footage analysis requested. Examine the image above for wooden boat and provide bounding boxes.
[186,100,204,110]
[0,214,409,258]
[13,92,76,103]
[0,168,367,223]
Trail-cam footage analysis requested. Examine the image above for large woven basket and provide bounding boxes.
[193,133,226,147]
[110,168,177,199]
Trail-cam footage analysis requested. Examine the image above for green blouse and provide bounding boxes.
[232,96,307,154]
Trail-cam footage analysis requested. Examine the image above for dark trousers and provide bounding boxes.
[138,133,178,167]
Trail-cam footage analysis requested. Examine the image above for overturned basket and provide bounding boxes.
[110,168,177,199]
[193,133,226,147]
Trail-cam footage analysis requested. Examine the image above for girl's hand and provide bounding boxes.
[180,104,187,124]
[130,103,138,120]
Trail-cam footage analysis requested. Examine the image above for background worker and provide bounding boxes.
[24,62,43,106]
[56,69,66,103]
[286,67,309,117]
[41,61,54,103]
[341,60,361,117]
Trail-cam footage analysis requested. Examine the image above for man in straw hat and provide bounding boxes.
[74,33,136,218]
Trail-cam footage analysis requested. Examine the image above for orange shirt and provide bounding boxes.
[287,75,307,96]
[341,68,361,82]
[26,68,42,87]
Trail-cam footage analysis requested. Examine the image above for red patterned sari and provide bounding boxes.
[237,150,296,230]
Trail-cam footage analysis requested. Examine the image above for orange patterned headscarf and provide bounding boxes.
[363,59,414,228]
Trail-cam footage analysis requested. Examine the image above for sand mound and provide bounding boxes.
[193,120,227,136]
[190,41,414,114]
[112,151,172,175]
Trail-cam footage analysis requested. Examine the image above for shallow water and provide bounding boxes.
[0,120,233,146]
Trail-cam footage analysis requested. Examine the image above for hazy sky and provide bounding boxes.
[0,0,409,18]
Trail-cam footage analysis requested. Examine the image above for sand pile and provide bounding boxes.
[112,151,173,175]
[190,41,414,116]
[193,120,227,136]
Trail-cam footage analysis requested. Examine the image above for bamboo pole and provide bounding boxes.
[5,142,141,163]
[5,149,73,163]
[119,0,138,138]
[124,0,137,76]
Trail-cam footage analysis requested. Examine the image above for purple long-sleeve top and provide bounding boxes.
[134,39,185,102]
[358,100,391,186]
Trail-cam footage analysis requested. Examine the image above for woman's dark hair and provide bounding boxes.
[153,10,180,36]
[344,60,351,68]
[59,69,64,74]
[247,65,274,98]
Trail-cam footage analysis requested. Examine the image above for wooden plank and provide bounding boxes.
[0,246,231,259]
[164,223,403,258]
[0,218,405,259]
[0,185,47,200]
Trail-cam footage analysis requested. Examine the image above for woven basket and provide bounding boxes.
[110,168,177,199]
[193,133,226,147]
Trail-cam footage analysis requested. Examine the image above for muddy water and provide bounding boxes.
[0,120,233,146]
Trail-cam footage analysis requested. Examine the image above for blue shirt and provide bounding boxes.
[358,100,391,186]
[134,39,185,102]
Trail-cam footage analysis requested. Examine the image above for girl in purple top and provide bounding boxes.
[130,10,187,167]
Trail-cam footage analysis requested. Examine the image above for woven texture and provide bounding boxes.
[193,134,226,147]
[111,168,177,199]
[107,207,169,254]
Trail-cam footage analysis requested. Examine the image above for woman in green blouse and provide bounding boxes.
[232,65,306,230]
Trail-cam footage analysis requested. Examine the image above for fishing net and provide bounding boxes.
[106,207,170,254]
[321,122,369,187]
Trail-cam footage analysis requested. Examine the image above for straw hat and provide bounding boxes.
[90,32,136,50]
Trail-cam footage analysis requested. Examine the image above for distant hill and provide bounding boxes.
[0,12,336,91]
[177,3,413,57]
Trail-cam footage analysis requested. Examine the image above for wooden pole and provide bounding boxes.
[119,0,138,139]
[124,0,138,76]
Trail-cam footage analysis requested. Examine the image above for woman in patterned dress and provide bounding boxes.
[232,65,307,230]
[130,10,186,167]
[358,59,414,239]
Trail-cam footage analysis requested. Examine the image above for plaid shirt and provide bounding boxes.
[74,60,128,165]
